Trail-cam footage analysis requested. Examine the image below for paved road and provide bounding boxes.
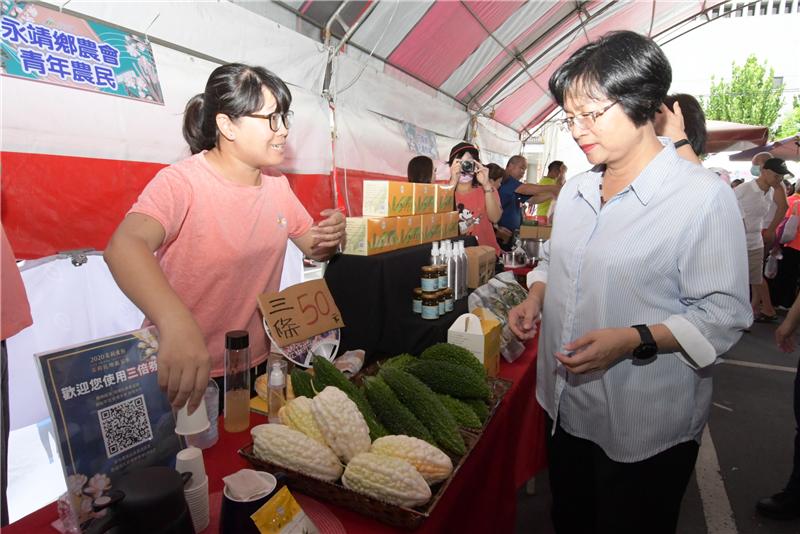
[516,316,800,534]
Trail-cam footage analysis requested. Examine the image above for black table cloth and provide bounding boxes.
[325,236,477,360]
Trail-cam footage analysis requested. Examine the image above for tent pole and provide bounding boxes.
[468,1,618,118]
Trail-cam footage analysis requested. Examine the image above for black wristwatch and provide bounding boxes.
[673,139,690,149]
[631,324,658,359]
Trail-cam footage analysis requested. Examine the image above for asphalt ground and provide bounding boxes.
[515,314,800,534]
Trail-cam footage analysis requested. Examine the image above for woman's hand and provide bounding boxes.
[475,163,490,187]
[311,208,346,250]
[657,102,687,143]
[555,327,640,374]
[449,158,462,186]
[508,294,541,340]
[157,313,211,415]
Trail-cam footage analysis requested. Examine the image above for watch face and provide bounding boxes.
[633,343,657,359]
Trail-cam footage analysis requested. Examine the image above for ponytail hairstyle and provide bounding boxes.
[182,63,292,154]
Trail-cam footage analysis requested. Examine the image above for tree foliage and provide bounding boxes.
[775,96,800,139]
[702,55,784,129]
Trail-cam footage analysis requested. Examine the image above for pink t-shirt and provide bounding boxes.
[129,153,313,376]
[1,226,32,340]
[456,187,502,256]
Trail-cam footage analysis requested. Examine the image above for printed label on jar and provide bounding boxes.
[421,304,439,320]
[438,275,448,289]
[445,298,454,312]
[421,278,438,292]
[438,300,445,315]
[413,299,422,314]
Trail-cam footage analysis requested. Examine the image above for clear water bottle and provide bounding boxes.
[223,330,250,433]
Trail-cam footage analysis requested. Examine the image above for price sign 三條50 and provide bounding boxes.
[257,279,344,348]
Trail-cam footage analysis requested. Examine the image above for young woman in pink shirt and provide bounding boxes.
[447,142,502,256]
[104,64,345,415]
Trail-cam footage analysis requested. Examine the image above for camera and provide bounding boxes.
[460,160,475,174]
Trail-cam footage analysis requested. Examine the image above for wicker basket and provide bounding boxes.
[239,376,511,529]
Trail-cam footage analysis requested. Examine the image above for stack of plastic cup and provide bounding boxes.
[175,398,210,436]
[186,380,220,449]
[177,447,209,532]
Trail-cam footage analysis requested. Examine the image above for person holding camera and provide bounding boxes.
[447,142,501,256]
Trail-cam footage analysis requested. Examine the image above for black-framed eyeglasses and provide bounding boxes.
[556,101,618,132]
[246,110,294,132]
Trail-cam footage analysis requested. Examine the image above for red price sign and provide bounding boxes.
[257,279,344,348]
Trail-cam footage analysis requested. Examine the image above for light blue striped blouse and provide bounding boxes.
[530,139,751,462]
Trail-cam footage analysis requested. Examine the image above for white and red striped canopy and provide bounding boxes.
[281,0,725,135]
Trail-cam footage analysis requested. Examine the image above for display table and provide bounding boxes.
[325,237,477,358]
[6,338,546,533]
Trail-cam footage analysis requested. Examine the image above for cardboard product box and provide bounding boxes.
[447,310,501,377]
[343,217,399,256]
[442,211,459,239]
[362,180,413,217]
[435,185,456,213]
[412,183,436,215]
[464,245,496,288]
[420,213,443,243]
[396,215,422,249]
[519,225,552,240]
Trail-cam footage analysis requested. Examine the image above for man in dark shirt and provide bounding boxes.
[496,156,561,249]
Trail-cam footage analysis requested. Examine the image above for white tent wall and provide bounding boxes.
[53,1,328,94]
[3,2,331,171]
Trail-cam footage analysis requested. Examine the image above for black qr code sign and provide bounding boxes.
[98,394,153,458]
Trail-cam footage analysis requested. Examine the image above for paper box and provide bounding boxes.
[464,245,496,288]
[396,215,422,249]
[412,183,436,215]
[519,225,552,240]
[442,211,459,239]
[447,311,501,377]
[435,185,456,213]
[343,217,399,256]
[362,180,413,217]
[420,213,443,243]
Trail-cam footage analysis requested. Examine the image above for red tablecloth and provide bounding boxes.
[6,340,546,533]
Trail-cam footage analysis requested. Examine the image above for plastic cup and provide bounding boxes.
[186,380,220,449]
[175,397,210,436]
[176,447,206,490]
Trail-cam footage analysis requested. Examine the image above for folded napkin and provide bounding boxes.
[223,469,274,501]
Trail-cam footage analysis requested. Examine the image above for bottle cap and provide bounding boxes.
[269,362,285,388]
[225,330,249,350]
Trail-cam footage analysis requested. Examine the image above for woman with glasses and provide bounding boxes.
[104,64,345,416]
[508,31,750,533]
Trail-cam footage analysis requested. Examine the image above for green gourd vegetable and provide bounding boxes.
[363,376,434,444]
[290,369,316,398]
[379,367,465,456]
[436,394,482,429]
[420,343,486,377]
[406,360,491,400]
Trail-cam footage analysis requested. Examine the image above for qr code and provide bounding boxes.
[98,394,153,458]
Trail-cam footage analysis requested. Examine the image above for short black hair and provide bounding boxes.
[663,93,706,155]
[547,161,564,174]
[486,163,505,182]
[506,155,526,170]
[549,31,671,127]
[407,155,434,184]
